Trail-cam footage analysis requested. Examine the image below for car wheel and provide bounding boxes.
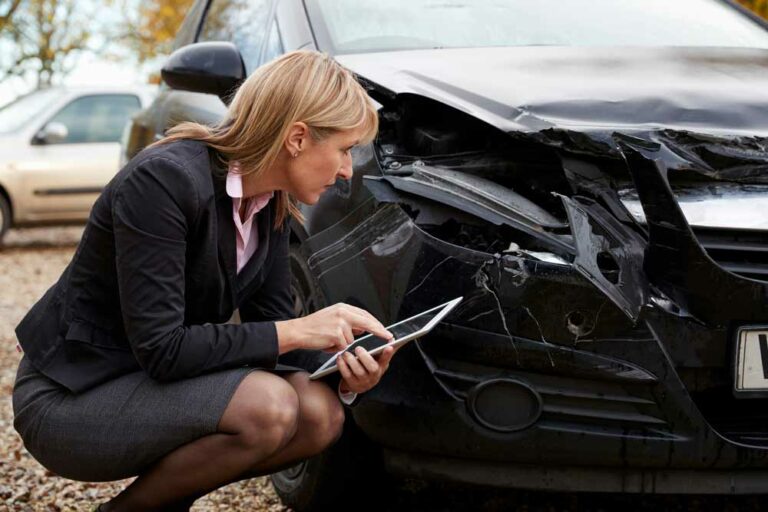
[277,243,389,511]
[0,194,10,246]
[289,244,326,317]
[271,417,387,512]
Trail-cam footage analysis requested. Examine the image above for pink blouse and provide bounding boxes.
[226,163,273,274]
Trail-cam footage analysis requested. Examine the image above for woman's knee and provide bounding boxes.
[220,372,300,452]
[288,374,346,451]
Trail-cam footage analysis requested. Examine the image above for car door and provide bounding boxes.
[16,93,141,222]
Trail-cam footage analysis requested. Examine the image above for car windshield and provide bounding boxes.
[0,88,66,135]
[307,0,768,54]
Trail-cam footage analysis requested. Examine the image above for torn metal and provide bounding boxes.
[560,194,648,321]
[294,44,768,489]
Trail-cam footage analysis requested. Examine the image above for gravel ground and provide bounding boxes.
[2,227,767,512]
[0,227,287,512]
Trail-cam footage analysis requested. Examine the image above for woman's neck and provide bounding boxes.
[240,153,290,197]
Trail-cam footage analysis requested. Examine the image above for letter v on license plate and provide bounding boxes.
[735,326,768,396]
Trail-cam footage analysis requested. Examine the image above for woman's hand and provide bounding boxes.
[275,303,393,353]
[338,345,396,394]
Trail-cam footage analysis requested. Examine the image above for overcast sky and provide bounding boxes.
[0,57,152,107]
[0,0,160,107]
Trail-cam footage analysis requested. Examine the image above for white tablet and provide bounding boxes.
[309,297,463,380]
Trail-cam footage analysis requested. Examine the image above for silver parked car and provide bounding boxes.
[0,86,156,243]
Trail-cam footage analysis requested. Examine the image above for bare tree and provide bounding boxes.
[32,0,90,87]
[1,0,91,88]
[0,0,22,33]
[113,0,195,63]
[0,0,31,82]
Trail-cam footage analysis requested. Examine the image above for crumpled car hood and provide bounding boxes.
[337,46,768,135]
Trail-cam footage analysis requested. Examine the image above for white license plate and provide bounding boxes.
[735,327,768,394]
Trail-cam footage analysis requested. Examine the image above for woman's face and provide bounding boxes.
[285,126,364,205]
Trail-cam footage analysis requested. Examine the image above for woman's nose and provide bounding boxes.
[338,164,353,181]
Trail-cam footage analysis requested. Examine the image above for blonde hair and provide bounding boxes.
[154,50,379,229]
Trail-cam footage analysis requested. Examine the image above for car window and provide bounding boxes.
[46,95,142,144]
[173,0,208,50]
[307,0,768,54]
[0,89,66,135]
[262,18,284,63]
[197,0,271,73]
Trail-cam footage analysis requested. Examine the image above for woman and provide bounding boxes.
[12,50,395,511]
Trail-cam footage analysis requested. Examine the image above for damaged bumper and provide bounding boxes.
[302,70,768,493]
[297,122,768,492]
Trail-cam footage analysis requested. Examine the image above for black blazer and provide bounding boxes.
[15,139,295,393]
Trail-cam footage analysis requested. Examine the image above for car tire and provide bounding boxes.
[271,417,388,512]
[277,243,390,511]
[0,194,10,246]
[289,244,326,317]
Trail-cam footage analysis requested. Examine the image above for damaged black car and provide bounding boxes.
[122,0,768,508]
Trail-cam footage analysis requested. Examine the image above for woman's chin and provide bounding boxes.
[297,191,322,205]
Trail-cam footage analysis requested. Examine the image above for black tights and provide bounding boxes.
[100,372,345,512]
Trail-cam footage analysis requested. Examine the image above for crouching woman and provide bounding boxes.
[12,50,393,511]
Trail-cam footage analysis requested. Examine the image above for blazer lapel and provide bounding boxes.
[234,198,274,301]
[211,156,238,306]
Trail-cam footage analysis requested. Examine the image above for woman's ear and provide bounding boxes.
[285,121,310,156]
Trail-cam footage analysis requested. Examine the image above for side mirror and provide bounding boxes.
[161,42,246,104]
[33,122,69,145]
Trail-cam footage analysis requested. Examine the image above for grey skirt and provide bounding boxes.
[12,357,298,482]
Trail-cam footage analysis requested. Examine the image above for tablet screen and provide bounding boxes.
[320,310,440,369]
[311,299,460,379]
[341,308,441,354]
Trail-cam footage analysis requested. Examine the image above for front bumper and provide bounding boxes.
[382,450,768,494]
[303,139,768,492]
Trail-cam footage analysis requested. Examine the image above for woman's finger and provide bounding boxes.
[334,309,367,345]
[342,306,393,340]
[354,347,380,374]
[376,346,396,370]
[341,322,355,346]
[343,304,379,321]
[346,312,393,341]
[332,329,348,351]
[344,352,366,378]
[337,355,352,381]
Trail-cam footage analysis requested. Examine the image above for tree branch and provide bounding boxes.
[0,0,23,33]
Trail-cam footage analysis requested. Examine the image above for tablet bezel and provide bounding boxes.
[309,296,463,380]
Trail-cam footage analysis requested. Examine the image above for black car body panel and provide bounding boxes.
[337,46,768,135]
[298,46,768,490]
[122,0,768,495]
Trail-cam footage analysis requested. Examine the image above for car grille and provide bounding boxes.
[692,226,768,282]
[416,326,676,440]
[689,386,768,447]
[431,366,676,439]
